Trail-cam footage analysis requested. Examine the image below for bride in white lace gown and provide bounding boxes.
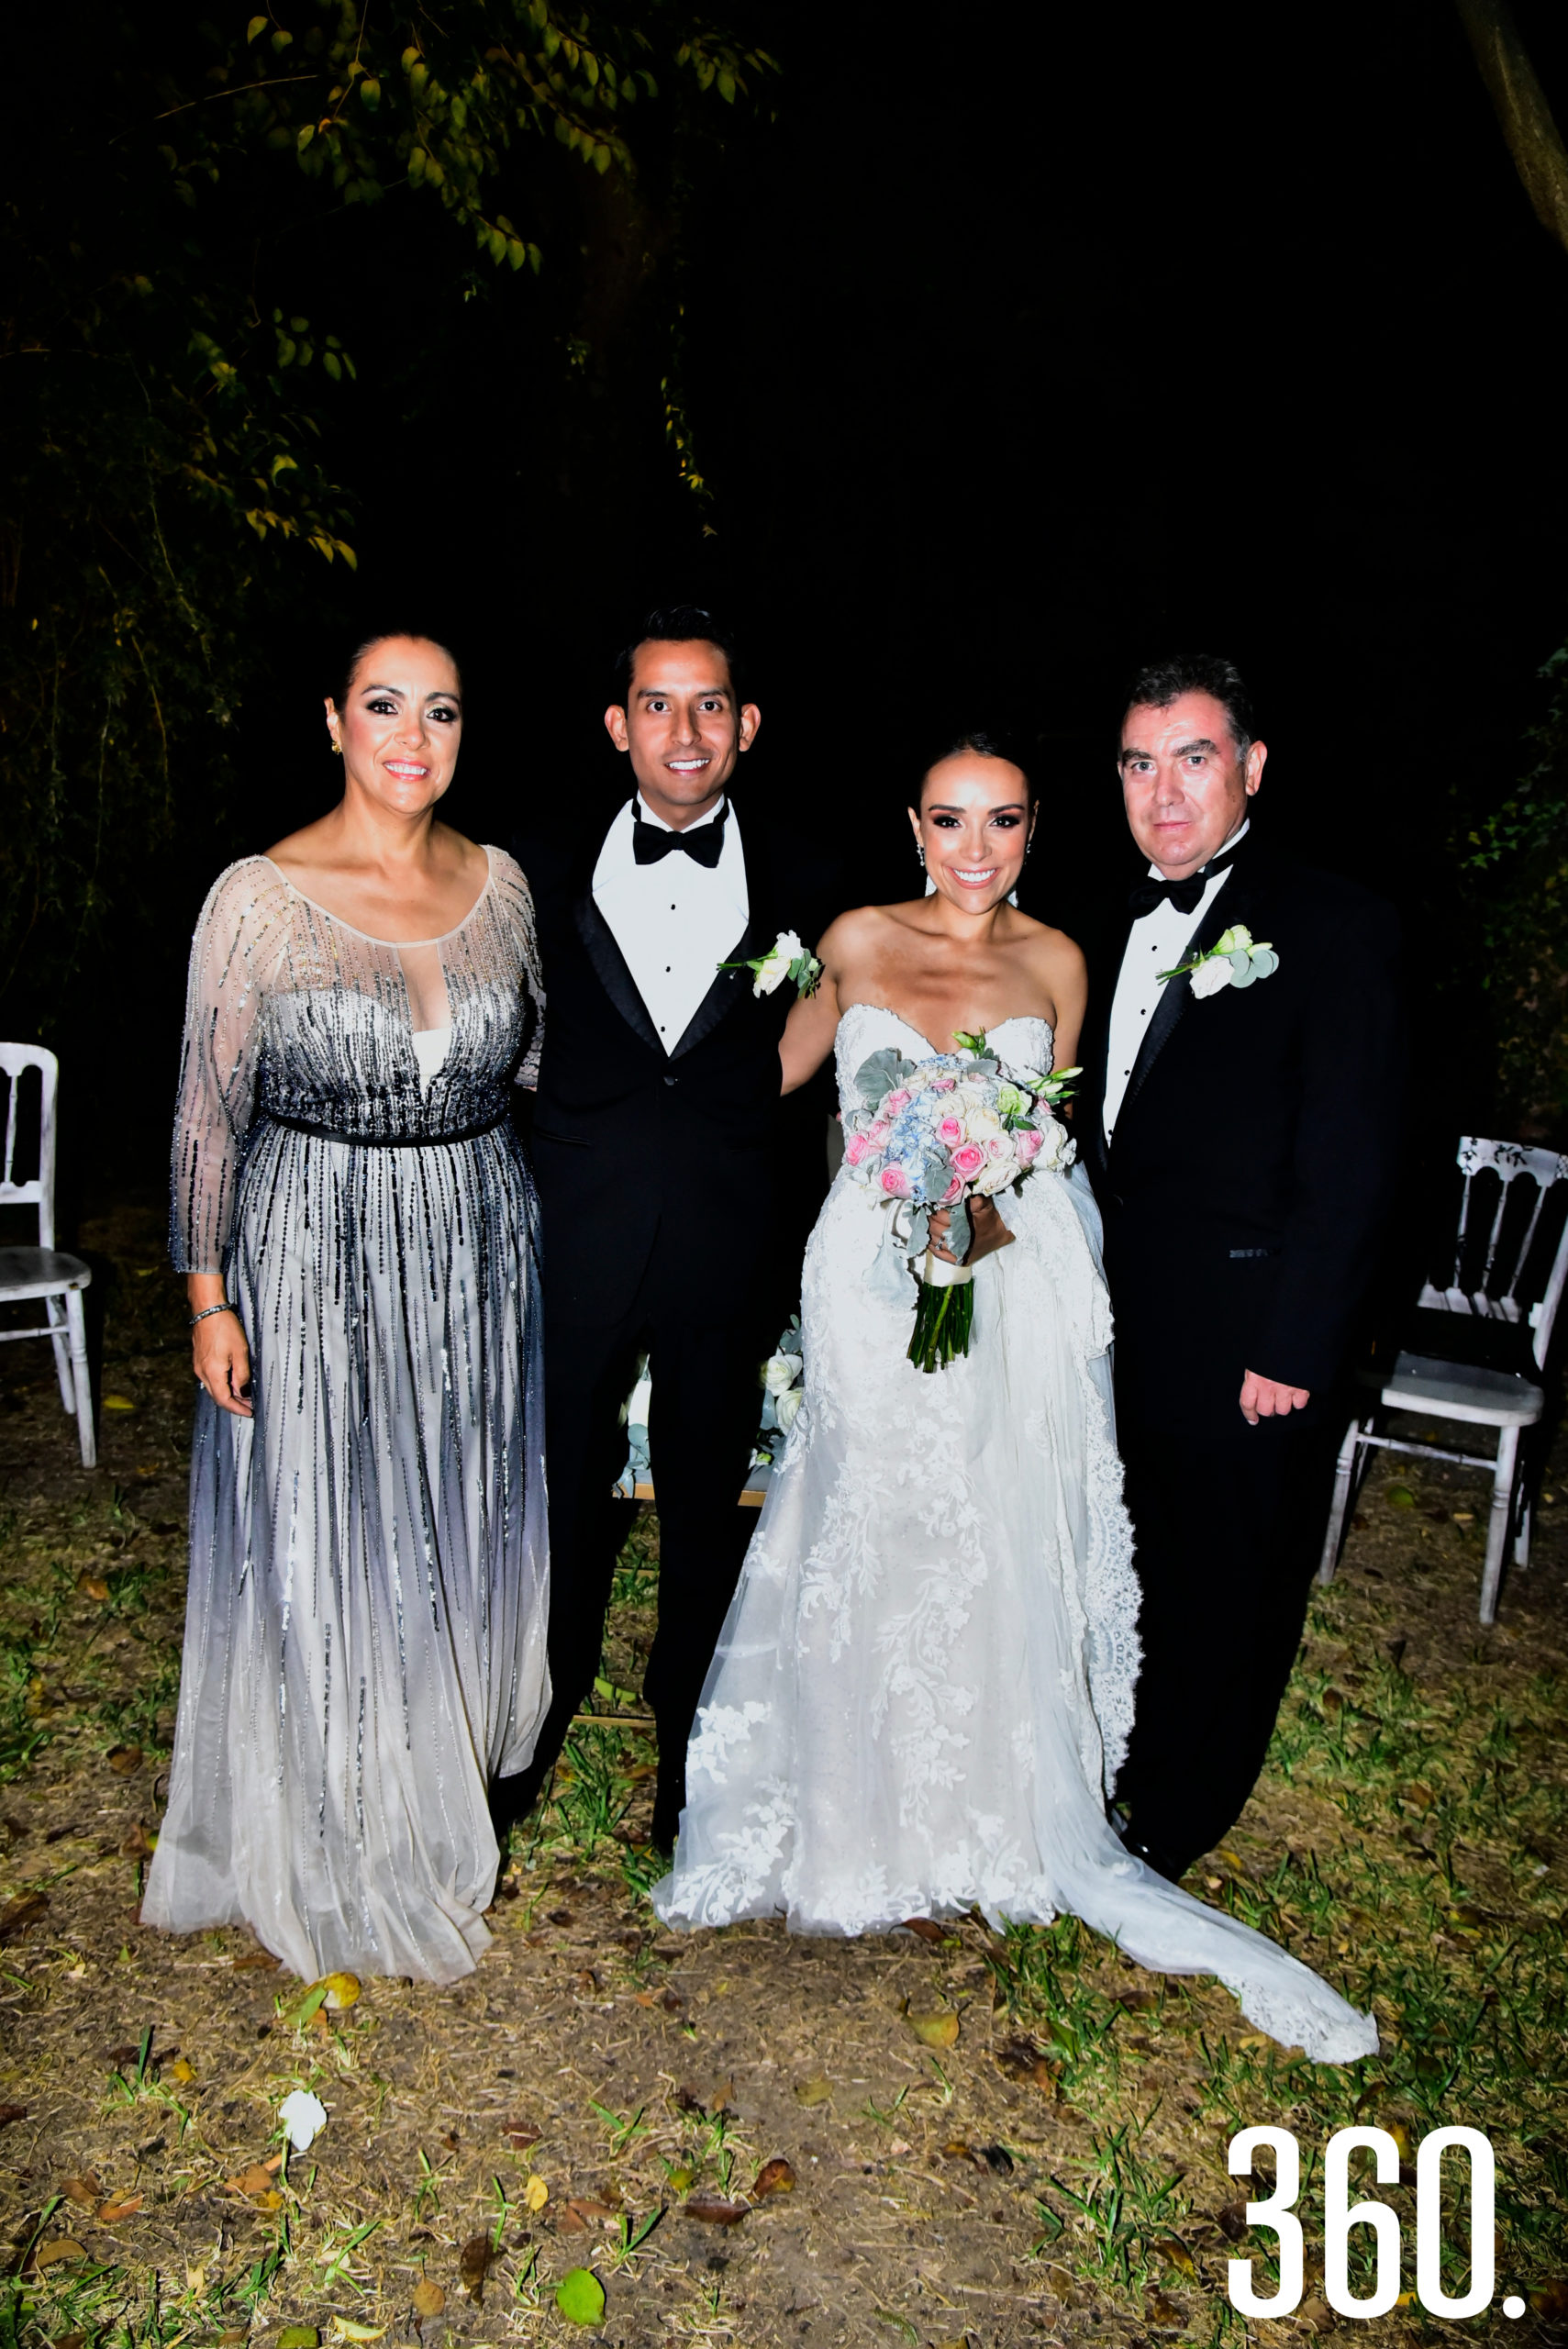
[655,734,1375,2065]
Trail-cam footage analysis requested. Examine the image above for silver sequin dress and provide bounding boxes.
[143,849,550,1983]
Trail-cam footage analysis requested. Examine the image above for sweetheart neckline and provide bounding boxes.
[838,1002,1054,1060]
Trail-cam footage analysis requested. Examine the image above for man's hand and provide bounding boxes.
[1240,1369,1309,1426]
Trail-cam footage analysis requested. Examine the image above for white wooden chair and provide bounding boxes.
[0,1045,95,1466]
[1318,1136,1568,1624]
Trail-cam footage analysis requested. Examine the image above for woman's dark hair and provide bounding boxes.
[1121,653,1253,752]
[335,629,463,710]
[915,728,1035,808]
[611,604,742,704]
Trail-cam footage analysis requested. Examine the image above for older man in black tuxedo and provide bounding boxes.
[1077,654,1405,1883]
[499,607,842,1854]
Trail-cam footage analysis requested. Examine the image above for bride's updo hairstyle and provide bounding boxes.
[334,628,464,710]
[913,726,1036,809]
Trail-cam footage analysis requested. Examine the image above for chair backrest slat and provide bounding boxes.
[0,1042,61,1249]
[1448,1135,1568,1369]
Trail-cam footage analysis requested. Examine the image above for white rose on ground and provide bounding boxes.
[279,2088,328,2152]
[1190,952,1233,999]
[774,1387,804,1433]
[762,1352,800,1396]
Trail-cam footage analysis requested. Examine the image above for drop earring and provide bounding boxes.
[916,841,926,870]
[329,738,342,756]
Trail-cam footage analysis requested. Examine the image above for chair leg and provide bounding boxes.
[1479,1423,1519,1627]
[1317,1415,1368,1586]
[46,1293,77,1415]
[65,1289,95,1470]
[1514,1498,1532,1571]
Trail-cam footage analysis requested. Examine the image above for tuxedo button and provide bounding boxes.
[664,1074,678,1086]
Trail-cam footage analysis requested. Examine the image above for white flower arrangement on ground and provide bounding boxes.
[719,928,822,998]
[758,1315,805,1453]
[1160,922,1280,997]
[842,1030,1078,1371]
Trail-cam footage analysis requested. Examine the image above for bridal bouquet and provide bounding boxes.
[843,1031,1077,1371]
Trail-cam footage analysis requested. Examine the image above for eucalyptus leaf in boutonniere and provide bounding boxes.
[1159,923,1280,998]
[720,928,823,999]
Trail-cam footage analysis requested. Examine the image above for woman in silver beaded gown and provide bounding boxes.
[143,632,550,1984]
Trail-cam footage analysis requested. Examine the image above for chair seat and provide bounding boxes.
[0,1245,92,1302]
[1379,1350,1543,1428]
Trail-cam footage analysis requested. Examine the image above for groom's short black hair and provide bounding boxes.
[612,606,743,704]
[1122,654,1254,753]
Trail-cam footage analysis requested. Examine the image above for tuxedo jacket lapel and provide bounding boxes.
[671,806,779,1060]
[573,888,663,1056]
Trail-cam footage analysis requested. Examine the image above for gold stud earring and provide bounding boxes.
[329,739,341,756]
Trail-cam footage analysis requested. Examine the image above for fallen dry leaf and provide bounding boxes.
[503,2118,541,2148]
[684,2191,748,2225]
[226,2162,283,2197]
[95,2196,144,2223]
[102,1394,137,1412]
[229,1950,281,1972]
[751,2158,795,2199]
[77,1575,111,1602]
[412,2282,445,2319]
[31,2241,88,2270]
[906,2007,960,2049]
[898,1917,948,1944]
[1217,2199,1248,2242]
[1296,2295,1336,2333]
[458,2233,494,2302]
[0,1892,49,1943]
[61,2176,102,2208]
[554,2205,589,2234]
[996,2037,1059,2091]
[170,2059,195,2084]
[330,2321,386,2343]
[107,1745,143,1776]
[319,1970,361,2009]
[0,2104,28,2130]
[120,1823,157,1861]
[1528,2281,1568,2321]
[1146,2290,1185,2328]
[522,2175,549,2212]
[794,2075,831,2106]
[1155,2236,1195,2280]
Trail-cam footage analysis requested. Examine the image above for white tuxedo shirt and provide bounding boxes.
[1103,819,1250,1144]
[592,793,750,1054]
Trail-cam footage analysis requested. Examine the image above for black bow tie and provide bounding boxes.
[632,805,727,868]
[1127,844,1241,918]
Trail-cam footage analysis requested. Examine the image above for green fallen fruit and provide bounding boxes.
[555,2268,606,2326]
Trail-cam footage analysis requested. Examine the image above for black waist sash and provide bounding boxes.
[262,1105,511,1148]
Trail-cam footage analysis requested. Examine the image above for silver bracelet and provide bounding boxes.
[190,1301,239,1329]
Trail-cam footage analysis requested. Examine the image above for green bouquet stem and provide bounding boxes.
[906,1253,975,1372]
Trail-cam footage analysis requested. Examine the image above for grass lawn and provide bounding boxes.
[0,1197,1563,2348]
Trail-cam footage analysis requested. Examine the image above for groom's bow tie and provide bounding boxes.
[632,804,727,868]
[1127,844,1241,918]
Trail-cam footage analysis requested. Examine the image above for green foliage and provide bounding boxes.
[0,3,774,1029]
[1462,642,1568,1134]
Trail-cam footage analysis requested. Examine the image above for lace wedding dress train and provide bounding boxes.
[655,1007,1376,2065]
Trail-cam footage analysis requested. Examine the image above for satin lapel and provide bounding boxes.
[573,890,663,1056]
[670,807,778,1060]
[1116,860,1265,1134]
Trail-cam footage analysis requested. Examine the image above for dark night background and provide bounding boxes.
[10,0,1568,1222]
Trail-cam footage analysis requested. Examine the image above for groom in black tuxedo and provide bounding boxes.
[500,607,842,1853]
[1077,654,1404,1883]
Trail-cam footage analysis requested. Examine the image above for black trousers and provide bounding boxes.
[1112,1391,1343,1876]
[495,1242,766,1850]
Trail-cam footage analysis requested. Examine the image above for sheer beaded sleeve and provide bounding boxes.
[503,852,546,1091]
[171,859,293,1275]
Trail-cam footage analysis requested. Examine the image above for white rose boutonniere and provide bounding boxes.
[720,928,823,999]
[1160,923,1280,997]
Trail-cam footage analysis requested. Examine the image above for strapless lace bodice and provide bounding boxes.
[834,1004,1055,1116]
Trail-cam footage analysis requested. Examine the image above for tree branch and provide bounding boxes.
[1455,0,1568,257]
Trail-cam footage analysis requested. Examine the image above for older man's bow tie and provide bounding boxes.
[632,805,727,867]
[1127,844,1240,918]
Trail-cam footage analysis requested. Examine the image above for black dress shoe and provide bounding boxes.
[1120,1833,1187,1885]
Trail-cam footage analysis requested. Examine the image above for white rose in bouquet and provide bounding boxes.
[774,1386,804,1434]
[762,1351,800,1395]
